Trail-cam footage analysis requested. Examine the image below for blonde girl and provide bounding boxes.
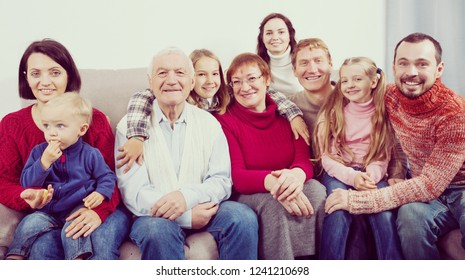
[316,57,403,260]
[116,49,309,172]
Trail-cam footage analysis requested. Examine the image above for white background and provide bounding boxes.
[0,0,385,119]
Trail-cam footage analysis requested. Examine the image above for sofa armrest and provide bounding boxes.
[0,203,26,259]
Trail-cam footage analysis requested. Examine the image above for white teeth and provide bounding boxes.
[305,76,320,81]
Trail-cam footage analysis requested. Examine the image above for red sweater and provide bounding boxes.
[348,79,465,214]
[215,95,313,194]
[0,105,120,222]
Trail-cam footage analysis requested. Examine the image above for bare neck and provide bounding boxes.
[305,83,334,107]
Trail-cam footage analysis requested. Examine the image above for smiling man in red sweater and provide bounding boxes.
[325,32,465,259]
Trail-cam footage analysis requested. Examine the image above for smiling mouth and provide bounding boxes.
[39,89,55,94]
[304,75,321,81]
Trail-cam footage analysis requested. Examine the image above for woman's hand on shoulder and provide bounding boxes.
[64,207,102,239]
[116,137,145,173]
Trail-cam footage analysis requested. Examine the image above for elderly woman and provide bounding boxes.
[214,53,326,259]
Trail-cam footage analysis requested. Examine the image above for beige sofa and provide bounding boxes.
[1,67,464,260]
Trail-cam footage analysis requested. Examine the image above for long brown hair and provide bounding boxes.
[314,57,393,172]
[188,49,230,114]
[256,13,297,65]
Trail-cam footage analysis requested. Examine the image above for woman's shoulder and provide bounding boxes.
[1,106,34,132]
[86,107,113,137]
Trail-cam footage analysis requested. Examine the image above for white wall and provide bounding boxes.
[0,0,386,119]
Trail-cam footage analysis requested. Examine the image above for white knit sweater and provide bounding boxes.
[268,46,303,97]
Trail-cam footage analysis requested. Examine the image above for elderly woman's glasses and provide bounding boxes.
[229,75,263,89]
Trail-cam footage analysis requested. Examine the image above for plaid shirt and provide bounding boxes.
[126,88,303,139]
[126,89,154,139]
[268,89,303,121]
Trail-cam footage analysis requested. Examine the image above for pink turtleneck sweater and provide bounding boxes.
[321,99,388,187]
[348,79,465,214]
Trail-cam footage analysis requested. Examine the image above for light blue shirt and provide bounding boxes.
[115,101,232,228]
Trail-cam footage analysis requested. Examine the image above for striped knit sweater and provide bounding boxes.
[348,79,465,214]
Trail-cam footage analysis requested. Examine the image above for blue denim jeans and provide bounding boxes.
[319,171,403,260]
[130,201,258,260]
[10,206,131,260]
[397,186,465,259]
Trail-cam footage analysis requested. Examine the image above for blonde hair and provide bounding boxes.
[43,92,93,124]
[188,49,230,114]
[313,57,393,172]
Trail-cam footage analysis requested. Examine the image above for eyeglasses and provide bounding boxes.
[229,75,263,89]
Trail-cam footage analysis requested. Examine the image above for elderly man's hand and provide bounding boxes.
[324,189,349,214]
[191,202,218,229]
[151,191,187,220]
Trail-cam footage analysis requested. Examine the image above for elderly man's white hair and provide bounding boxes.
[147,47,194,77]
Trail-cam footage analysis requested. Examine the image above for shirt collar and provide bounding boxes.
[153,99,188,125]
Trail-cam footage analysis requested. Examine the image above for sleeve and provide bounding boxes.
[20,145,50,188]
[316,121,360,187]
[268,89,303,121]
[114,129,192,228]
[126,90,155,139]
[365,159,389,184]
[289,135,313,181]
[348,114,465,214]
[218,117,271,194]
[82,109,120,222]
[89,149,117,200]
[179,130,232,210]
[0,116,31,210]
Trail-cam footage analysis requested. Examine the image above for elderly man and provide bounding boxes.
[326,32,465,259]
[115,47,258,260]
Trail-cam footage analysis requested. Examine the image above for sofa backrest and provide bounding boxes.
[21,68,149,133]
[79,68,148,132]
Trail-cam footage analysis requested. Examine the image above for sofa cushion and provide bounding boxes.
[119,231,219,260]
[439,229,465,259]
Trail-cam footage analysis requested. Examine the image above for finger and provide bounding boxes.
[293,196,309,217]
[116,155,129,169]
[137,155,144,165]
[83,224,98,238]
[324,195,335,213]
[66,208,85,222]
[272,174,288,197]
[116,152,126,162]
[151,201,166,217]
[280,181,302,201]
[292,128,299,140]
[209,204,219,214]
[289,201,302,216]
[124,158,135,173]
[72,223,92,240]
[300,195,314,216]
[281,202,294,215]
